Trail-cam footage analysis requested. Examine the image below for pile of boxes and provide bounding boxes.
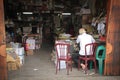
[25,37,35,55]
[6,42,25,71]
[7,54,21,71]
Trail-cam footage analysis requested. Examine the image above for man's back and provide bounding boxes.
[76,33,95,55]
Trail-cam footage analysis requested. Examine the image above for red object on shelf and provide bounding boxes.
[99,35,106,42]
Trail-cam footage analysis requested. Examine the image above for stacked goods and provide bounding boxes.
[6,43,25,65]
[58,33,71,40]
[7,54,21,71]
[14,47,25,65]
[26,37,35,55]
[6,46,25,71]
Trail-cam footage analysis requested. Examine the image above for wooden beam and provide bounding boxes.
[0,0,7,80]
[105,0,120,75]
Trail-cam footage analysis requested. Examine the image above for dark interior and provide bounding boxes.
[4,0,107,44]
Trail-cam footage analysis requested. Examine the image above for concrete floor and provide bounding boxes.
[8,42,120,80]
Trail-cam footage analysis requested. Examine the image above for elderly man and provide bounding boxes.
[72,28,95,70]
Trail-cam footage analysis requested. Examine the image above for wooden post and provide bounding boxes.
[105,0,120,75]
[0,0,7,80]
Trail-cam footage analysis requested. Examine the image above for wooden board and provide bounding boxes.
[105,0,120,75]
[0,0,7,80]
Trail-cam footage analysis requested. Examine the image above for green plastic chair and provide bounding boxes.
[96,45,106,75]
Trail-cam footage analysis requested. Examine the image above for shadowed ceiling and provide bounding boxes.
[4,0,107,19]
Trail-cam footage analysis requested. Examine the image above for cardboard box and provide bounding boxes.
[82,14,91,24]
[7,59,21,71]
[7,54,21,71]
[7,62,18,71]
[26,49,33,55]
